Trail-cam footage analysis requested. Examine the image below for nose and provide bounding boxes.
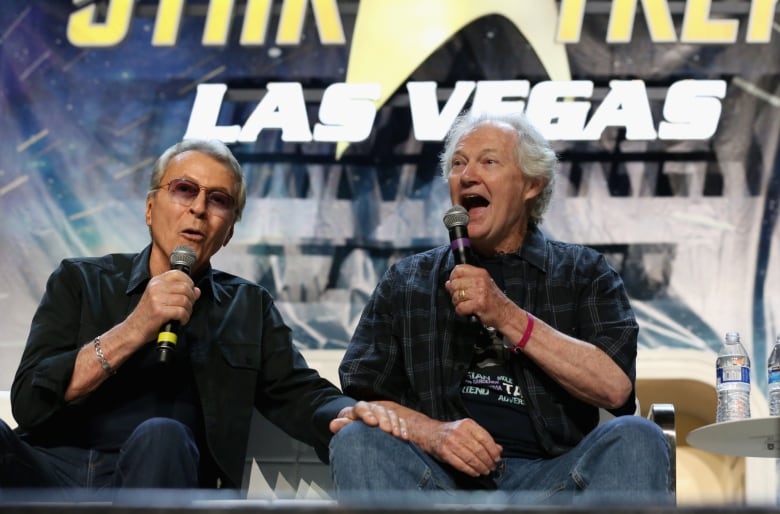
[189,189,209,215]
[459,161,479,185]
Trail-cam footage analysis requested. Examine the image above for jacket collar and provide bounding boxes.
[517,225,548,272]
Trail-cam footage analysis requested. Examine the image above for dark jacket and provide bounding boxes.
[11,245,352,491]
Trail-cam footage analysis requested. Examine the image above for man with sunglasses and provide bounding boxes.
[0,139,406,500]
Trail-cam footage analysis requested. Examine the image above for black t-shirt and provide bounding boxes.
[461,341,543,458]
[459,254,544,458]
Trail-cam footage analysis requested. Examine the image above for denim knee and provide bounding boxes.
[604,415,669,458]
[330,420,389,458]
[124,418,199,459]
[115,418,200,489]
[582,415,670,491]
[0,420,24,467]
[330,422,436,492]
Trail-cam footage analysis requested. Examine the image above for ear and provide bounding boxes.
[145,195,153,227]
[523,176,546,202]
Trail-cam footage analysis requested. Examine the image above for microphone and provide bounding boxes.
[443,205,479,324]
[157,245,197,364]
[443,205,476,266]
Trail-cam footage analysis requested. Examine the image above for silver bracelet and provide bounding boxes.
[93,336,116,376]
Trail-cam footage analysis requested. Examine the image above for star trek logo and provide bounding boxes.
[66,0,764,151]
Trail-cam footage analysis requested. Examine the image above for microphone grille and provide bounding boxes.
[443,205,469,229]
[170,245,197,269]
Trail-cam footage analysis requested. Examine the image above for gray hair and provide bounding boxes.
[439,110,558,226]
[148,139,247,221]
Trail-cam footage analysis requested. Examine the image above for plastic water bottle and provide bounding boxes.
[715,331,751,422]
[769,336,780,416]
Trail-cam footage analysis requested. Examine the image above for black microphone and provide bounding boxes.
[157,245,197,364]
[443,205,479,324]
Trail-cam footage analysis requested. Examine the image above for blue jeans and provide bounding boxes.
[329,415,672,506]
[0,417,200,501]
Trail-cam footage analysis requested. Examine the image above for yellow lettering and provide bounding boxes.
[746,0,779,43]
[607,0,676,43]
[203,0,235,45]
[311,0,346,44]
[277,0,345,45]
[240,0,273,45]
[152,0,185,46]
[556,0,586,43]
[681,0,738,43]
[67,0,133,47]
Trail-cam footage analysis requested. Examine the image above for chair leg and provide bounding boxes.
[648,402,676,501]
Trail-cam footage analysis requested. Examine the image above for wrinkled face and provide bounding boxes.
[447,123,543,255]
[145,150,238,276]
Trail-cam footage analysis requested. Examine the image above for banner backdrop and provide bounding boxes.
[0,1,778,395]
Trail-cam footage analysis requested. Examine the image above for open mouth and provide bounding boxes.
[461,194,489,212]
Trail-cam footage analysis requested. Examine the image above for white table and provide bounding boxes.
[687,417,780,458]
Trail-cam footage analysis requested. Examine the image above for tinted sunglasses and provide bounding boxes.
[158,178,236,219]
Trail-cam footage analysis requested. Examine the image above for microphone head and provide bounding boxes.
[443,205,469,230]
[170,245,197,271]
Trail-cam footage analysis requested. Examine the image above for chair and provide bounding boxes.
[648,403,677,499]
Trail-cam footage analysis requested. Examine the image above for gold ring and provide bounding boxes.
[458,289,466,301]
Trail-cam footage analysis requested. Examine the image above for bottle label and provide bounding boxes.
[717,366,750,384]
[769,369,780,385]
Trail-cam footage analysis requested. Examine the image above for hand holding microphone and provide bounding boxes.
[443,206,506,341]
[157,245,197,364]
[443,205,479,324]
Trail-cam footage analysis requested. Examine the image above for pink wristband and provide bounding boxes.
[511,313,535,354]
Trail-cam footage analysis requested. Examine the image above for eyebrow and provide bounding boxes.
[453,147,503,159]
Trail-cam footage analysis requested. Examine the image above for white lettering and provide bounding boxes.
[470,80,530,115]
[658,79,727,140]
[184,83,241,141]
[462,386,490,395]
[185,79,726,145]
[526,80,593,140]
[239,82,312,142]
[581,80,657,140]
[313,83,381,142]
[408,81,476,141]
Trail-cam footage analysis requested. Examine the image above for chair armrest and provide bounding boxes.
[648,403,676,498]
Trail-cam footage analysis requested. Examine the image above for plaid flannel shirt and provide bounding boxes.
[340,225,638,456]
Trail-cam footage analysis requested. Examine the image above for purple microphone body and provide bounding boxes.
[443,205,476,265]
[443,205,479,324]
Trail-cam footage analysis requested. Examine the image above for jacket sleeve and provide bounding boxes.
[11,261,83,428]
[254,297,354,463]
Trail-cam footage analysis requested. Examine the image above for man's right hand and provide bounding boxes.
[425,417,503,477]
[125,270,201,345]
[65,269,201,401]
[372,401,502,478]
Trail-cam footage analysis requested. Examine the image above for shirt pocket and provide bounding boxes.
[217,341,262,371]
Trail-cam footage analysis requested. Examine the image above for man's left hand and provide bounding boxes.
[329,401,408,440]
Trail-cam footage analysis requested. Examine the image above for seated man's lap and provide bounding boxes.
[331,416,670,503]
